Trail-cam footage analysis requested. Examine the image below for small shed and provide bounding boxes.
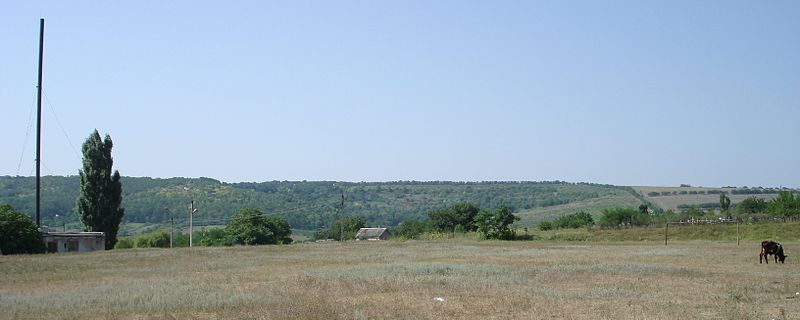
[355,228,391,241]
[42,232,105,253]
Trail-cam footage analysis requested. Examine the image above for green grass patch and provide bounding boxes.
[530,221,800,242]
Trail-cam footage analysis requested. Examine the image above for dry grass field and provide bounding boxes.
[516,192,643,226]
[1,240,799,320]
[632,186,779,212]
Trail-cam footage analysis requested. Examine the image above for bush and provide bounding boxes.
[538,220,554,231]
[114,237,134,249]
[427,203,480,232]
[393,219,429,239]
[0,204,45,255]
[474,206,519,240]
[226,208,292,245]
[198,228,232,246]
[599,207,649,228]
[133,230,171,248]
[314,215,365,241]
[553,211,594,229]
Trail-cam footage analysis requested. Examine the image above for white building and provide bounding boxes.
[42,232,105,253]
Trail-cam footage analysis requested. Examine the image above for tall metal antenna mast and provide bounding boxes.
[35,17,45,227]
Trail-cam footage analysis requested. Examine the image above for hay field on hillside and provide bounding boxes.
[645,194,776,212]
[516,192,642,225]
[1,240,798,319]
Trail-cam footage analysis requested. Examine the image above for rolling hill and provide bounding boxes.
[1,176,645,232]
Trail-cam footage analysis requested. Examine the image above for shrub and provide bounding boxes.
[198,228,232,246]
[114,237,133,249]
[226,208,292,245]
[0,204,45,255]
[393,219,429,239]
[474,206,519,240]
[553,211,595,229]
[133,230,171,248]
[599,207,649,228]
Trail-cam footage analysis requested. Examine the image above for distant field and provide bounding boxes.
[2,238,798,319]
[633,186,778,212]
[516,190,642,226]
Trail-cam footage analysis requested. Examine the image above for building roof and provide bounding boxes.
[42,232,105,238]
[355,228,390,239]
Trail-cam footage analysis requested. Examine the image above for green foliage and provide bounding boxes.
[736,197,767,214]
[766,191,799,221]
[535,211,594,231]
[598,207,650,228]
[0,204,45,255]
[392,219,430,239]
[133,230,171,248]
[474,206,519,240]
[428,203,480,232]
[198,228,232,246]
[555,211,595,229]
[226,208,293,245]
[0,178,625,230]
[77,130,125,249]
[314,215,365,241]
[719,193,731,213]
[114,237,133,249]
[731,187,781,195]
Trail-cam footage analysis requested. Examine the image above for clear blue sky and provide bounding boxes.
[2,1,798,187]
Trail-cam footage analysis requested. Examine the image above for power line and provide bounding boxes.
[16,88,38,175]
[43,90,81,160]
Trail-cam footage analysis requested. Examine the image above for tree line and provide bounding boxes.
[535,191,800,232]
[392,203,519,240]
[0,176,626,231]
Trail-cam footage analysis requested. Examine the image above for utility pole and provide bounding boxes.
[35,18,44,227]
[339,191,345,241]
[189,199,197,247]
[165,208,173,248]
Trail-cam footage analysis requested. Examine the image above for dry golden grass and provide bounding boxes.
[632,186,778,212]
[1,240,799,319]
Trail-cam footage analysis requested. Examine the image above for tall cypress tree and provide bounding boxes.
[77,129,124,249]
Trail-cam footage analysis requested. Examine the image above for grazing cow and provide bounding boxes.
[760,240,787,264]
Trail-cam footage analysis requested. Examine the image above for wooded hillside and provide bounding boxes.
[0,176,637,229]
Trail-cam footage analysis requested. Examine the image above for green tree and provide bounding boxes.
[133,230,171,248]
[198,228,233,246]
[314,215,365,241]
[598,207,646,228]
[393,219,429,239]
[553,211,595,229]
[0,204,46,255]
[474,205,519,240]
[77,130,124,249]
[226,208,293,245]
[427,203,480,232]
[737,197,767,214]
[767,191,799,222]
[719,193,731,213]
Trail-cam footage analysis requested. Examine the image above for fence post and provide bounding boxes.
[664,222,668,246]
[736,220,740,246]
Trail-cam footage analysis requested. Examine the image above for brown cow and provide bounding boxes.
[760,240,787,264]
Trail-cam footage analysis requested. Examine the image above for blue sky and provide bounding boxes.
[2,1,798,187]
